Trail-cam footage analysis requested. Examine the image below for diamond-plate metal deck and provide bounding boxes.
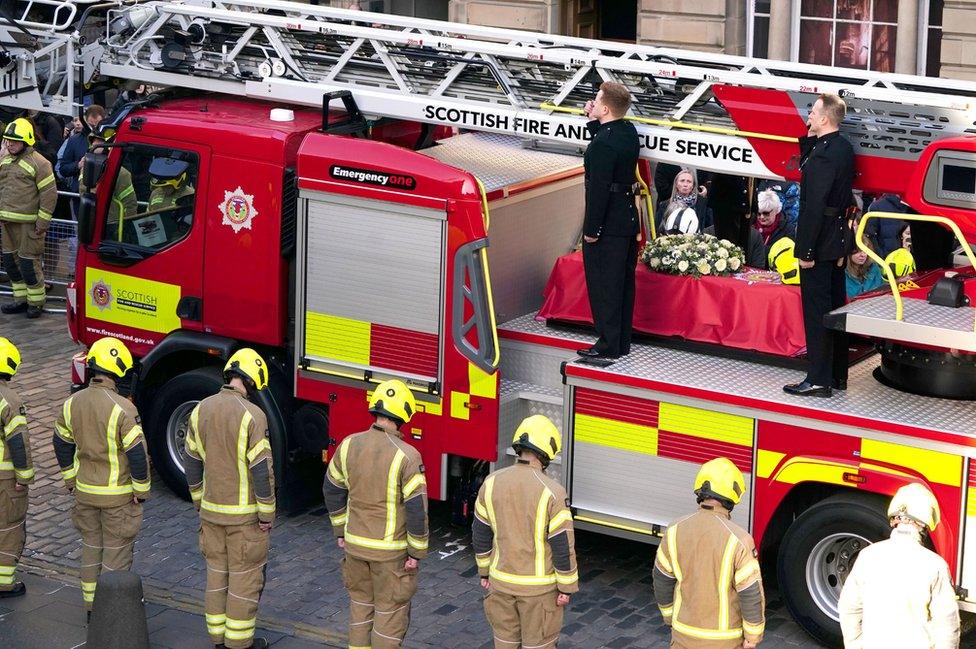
[499,313,976,437]
[831,295,976,352]
[499,313,596,344]
[421,133,582,193]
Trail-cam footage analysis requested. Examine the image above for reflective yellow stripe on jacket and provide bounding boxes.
[75,404,138,496]
[201,410,260,516]
[485,475,559,588]
[345,449,408,552]
[669,525,748,641]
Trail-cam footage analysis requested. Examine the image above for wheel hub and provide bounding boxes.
[165,401,198,474]
[805,532,870,621]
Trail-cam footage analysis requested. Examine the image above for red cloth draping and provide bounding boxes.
[537,252,806,357]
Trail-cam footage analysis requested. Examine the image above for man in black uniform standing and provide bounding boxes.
[784,93,855,398]
[577,81,641,360]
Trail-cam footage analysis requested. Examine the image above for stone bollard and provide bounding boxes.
[86,571,151,649]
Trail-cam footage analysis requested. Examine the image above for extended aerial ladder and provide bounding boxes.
[3,0,975,192]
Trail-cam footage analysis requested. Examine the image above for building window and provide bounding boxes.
[925,0,944,77]
[355,0,448,20]
[751,1,771,59]
[797,0,897,72]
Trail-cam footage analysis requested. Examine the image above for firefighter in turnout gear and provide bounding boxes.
[472,415,579,649]
[0,338,34,598]
[185,348,275,649]
[81,126,137,242]
[322,379,429,649]
[0,118,58,318]
[53,337,150,612]
[653,457,765,648]
[838,483,959,648]
[148,157,194,212]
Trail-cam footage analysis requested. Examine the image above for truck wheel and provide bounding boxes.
[777,494,889,648]
[146,367,223,499]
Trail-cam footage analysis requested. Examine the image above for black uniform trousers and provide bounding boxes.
[800,260,849,387]
[583,235,637,358]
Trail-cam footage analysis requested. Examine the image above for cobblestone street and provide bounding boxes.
[4,310,826,648]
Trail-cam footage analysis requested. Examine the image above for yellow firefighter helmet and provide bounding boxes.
[86,337,134,379]
[883,248,916,279]
[512,414,562,466]
[2,118,35,147]
[0,337,21,379]
[768,237,800,285]
[694,457,746,508]
[224,348,269,391]
[888,483,941,532]
[368,379,417,425]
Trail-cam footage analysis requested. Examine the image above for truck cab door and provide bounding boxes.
[80,139,209,354]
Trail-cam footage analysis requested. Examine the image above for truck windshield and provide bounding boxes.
[91,144,199,251]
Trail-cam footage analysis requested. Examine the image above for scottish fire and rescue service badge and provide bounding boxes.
[219,186,258,233]
[90,279,112,311]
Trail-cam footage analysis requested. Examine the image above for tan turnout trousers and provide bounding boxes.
[0,478,27,590]
[484,590,564,649]
[199,521,269,648]
[72,500,142,609]
[342,554,418,649]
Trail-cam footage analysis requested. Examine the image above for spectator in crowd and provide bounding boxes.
[656,167,708,234]
[57,105,106,204]
[26,110,64,165]
[706,174,766,268]
[755,189,796,265]
[659,203,699,236]
[864,193,909,258]
[757,179,800,227]
[845,241,884,299]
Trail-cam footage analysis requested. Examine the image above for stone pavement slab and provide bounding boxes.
[0,309,838,648]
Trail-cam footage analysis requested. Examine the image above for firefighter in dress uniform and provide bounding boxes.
[653,458,765,649]
[322,379,429,649]
[53,337,151,614]
[784,93,856,398]
[148,157,195,212]
[0,118,58,318]
[472,415,579,649]
[0,337,34,598]
[577,81,641,360]
[185,348,276,649]
[839,483,959,648]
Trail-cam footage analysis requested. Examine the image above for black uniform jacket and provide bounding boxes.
[583,118,640,239]
[796,132,855,262]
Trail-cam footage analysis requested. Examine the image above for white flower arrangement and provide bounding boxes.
[640,233,746,278]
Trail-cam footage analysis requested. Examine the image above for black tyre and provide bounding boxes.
[777,493,890,648]
[146,367,223,499]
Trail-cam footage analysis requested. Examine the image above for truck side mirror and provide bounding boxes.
[77,152,108,246]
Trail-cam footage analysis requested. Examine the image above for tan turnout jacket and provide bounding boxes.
[0,148,57,224]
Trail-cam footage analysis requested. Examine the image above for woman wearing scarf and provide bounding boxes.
[656,167,709,235]
[754,189,796,266]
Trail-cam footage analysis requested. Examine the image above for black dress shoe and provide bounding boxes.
[25,305,42,319]
[832,379,847,391]
[0,581,25,598]
[0,302,27,315]
[576,347,602,358]
[783,381,832,397]
[250,638,270,649]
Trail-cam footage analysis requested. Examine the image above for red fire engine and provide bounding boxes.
[4,1,976,645]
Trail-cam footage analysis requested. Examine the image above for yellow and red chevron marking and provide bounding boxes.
[574,388,754,473]
[305,312,438,377]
